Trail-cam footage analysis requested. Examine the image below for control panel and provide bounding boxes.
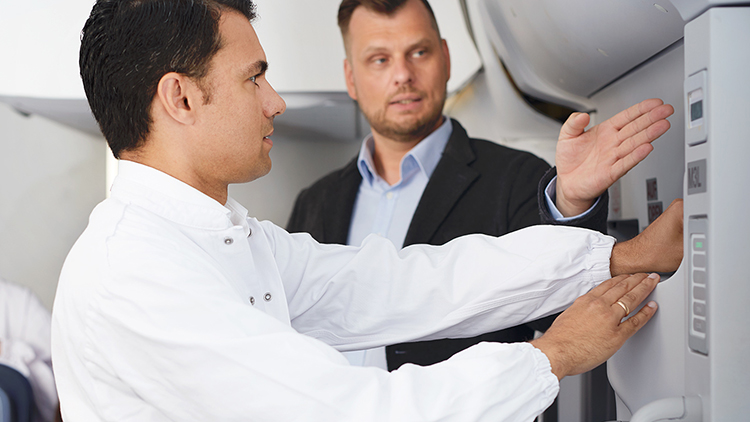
[688,218,708,355]
[684,68,709,357]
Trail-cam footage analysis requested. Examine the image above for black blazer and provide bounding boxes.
[287,119,608,371]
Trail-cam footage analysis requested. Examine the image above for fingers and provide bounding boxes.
[587,274,630,297]
[606,273,660,319]
[607,100,673,171]
[613,109,672,164]
[590,273,660,321]
[600,272,659,302]
[620,300,658,337]
[617,103,674,142]
[609,98,666,131]
[607,103,672,180]
[611,142,654,181]
[559,112,590,140]
[613,104,671,156]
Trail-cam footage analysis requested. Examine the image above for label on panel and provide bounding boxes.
[687,159,707,195]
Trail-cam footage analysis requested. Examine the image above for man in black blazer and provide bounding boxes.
[288,116,609,367]
[287,0,674,375]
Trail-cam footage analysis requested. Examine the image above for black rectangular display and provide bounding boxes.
[691,100,703,122]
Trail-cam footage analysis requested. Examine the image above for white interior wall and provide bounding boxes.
[592,44,685,228]
[0,103,106,309]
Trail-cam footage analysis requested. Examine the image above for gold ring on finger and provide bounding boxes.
[615,300,630,315]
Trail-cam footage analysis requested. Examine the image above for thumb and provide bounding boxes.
[560,112,590,140]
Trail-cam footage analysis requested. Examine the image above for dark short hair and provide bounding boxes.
[80,0,257,158]
[338,0,440,43]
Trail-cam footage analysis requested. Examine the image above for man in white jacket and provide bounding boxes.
[0,278,59,422]
[51,1,683,421]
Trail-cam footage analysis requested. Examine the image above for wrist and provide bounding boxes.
[530,338,568,381]
[610,239,639,276]
[555,184,594,218]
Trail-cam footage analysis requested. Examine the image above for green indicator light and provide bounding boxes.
[695,241,703,248]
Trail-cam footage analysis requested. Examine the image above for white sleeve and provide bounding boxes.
[73,258,560,422]
[263,223,614,351]
[0,282,58,422]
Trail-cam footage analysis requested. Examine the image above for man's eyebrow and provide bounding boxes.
[360,38,432,58]
[405,38,432,52]
[243,60,268,77]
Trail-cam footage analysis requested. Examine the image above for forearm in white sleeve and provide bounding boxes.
[265,223,614,351]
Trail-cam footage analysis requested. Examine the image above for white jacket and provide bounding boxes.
[52,160,614,422]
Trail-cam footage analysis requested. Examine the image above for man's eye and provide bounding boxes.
[413,50,426,58]
[249,75,258,83]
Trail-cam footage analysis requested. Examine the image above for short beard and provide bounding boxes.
[362,91,446,143]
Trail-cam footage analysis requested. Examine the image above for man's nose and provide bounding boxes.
[264,82,286,117]
[392,57,415,86]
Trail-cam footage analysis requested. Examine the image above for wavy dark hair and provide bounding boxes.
[80,0,257,158]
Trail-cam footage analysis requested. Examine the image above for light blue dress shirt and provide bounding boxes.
[347,118,453,249]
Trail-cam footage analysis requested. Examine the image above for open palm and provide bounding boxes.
[555,98,675,216]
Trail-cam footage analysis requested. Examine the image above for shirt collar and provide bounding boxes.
[356,117,453,187]
[111,160,250,233]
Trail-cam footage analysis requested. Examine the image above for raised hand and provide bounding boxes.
[555,99,675,217]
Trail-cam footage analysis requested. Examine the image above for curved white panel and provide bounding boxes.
[451,0,564,142]
[477,0,685,108]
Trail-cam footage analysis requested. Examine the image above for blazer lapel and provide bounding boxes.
[404,120,479,246]
[323,158,362,244]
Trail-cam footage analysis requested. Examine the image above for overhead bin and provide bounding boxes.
[0,0,481,142]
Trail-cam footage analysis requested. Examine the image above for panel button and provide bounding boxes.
[693,318,707,334]
[694,302,707,317]
[692,236,707,252]
[693,254,706,268]
[693,269,706,285]
[693,286,707,301]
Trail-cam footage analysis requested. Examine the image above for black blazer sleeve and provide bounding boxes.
[537,166,609,234]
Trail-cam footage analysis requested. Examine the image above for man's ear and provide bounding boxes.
[343,59,358,101]
[155,72,199,125]
[441,38,451,81]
